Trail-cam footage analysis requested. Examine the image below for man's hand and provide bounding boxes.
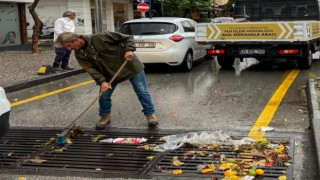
[124,51,133,61]
[100,82,112,92]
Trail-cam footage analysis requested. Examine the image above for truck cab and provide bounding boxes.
[233,0,320,22]
[197,0,320,69]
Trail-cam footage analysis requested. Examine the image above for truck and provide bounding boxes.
[195,0,320,69]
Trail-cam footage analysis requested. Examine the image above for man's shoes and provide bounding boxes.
[96,113,111,130]
[146,114,158,126]
[54,67,64,71]
[62,66,75,70]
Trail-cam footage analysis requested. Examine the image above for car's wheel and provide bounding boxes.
[180,51,193,72]
[298,50,312,69]
[217,57,235,68]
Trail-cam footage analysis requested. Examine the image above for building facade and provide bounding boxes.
[0,0,33,46]
[0,0,134,47]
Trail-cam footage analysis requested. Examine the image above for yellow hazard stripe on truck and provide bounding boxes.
[206,22,294,40]
[310,22,320,38]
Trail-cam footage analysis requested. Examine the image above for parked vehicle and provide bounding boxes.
[196,18,212,23]
[211,17,234,23]
[0,87,10,142]
[196,0,320,69]
[120,17,211,71]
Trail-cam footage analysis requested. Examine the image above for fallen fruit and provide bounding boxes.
[248,169,257,176]
[256,169,264,176]
[230,164,238,170]
[219,163,231,170]
[276,144,285,153]
[230,175,239,180]
[278,176,287,180]
[224,170,235,176]
[226,158,236,162]
[201,168,214,174]
[172,169,183,175]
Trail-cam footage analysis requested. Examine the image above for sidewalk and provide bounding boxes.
[306,79,320,176]
[0,44,84,93]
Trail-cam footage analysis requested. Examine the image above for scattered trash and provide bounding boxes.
[137,144,156,150]
[28,157,47,163]
[54,147,67,152]
[153,131,255,152]
[154,131,291,179]
[171,156,184,166]
[99,137,147,144]
[65,137,72,144]
[242,175,255,180]
[146,155,154,160]
[105,153,114,157]
[91,135,106,142]
[259,126,274,131]
[154,131,231,151]
[99,138,113,143]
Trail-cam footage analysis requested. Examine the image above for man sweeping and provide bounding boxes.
[55,31,158,130]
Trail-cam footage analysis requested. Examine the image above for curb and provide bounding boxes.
[3,69,85,93]
[306,79,320,176]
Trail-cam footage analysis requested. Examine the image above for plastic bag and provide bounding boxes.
[154,131,231,152]
[99,137,147,144]
[153,131,255,152]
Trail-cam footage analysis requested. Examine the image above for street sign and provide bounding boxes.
[137,2,149,13]
[206,23,294,40]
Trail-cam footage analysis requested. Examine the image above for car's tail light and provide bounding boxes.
[207,49,225,55]
[279,49,300,55]
[169,35,184,42]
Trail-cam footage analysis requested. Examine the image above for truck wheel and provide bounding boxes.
[217,57,235,68]
[298,50,312,69]
[180,51,193,72]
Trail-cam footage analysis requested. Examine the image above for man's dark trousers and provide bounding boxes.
[53,47,72,68]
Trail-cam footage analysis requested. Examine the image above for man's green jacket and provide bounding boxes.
[75,31,144,85]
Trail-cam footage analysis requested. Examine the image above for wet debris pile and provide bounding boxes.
[151,131,291,180]
[1,129,291,179]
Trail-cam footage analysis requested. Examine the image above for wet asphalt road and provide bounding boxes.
[5,57,320,179]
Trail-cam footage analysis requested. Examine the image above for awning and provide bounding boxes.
[1,0,34,3]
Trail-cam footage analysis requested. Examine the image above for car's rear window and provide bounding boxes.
[120,22,177,35]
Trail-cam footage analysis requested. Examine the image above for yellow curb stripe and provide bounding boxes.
[248,69,300,141]
[11,80,94,107]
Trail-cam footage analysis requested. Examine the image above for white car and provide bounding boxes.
[120,17,211,71]
[0,87,10,142]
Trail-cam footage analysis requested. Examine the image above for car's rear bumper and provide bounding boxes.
[0,111,10,140]
[135,49,186,66]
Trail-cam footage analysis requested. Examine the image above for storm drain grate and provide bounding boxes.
[148,137,294,179]
[0,128,294,179]
[0,128,165,176]
[0,129,57,168]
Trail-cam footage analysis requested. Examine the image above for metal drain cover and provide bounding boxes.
[0,128,293,179]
